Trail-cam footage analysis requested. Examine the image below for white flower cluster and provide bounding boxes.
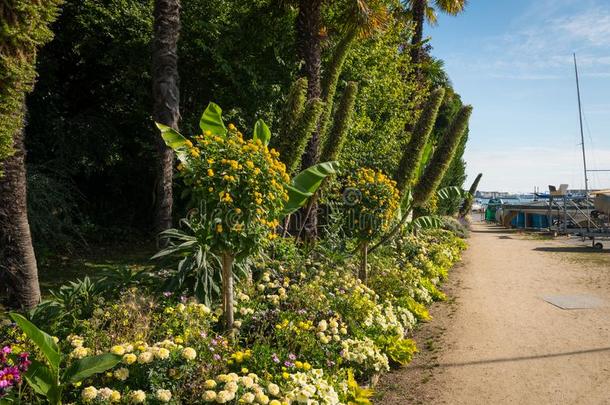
[67,334,90,359]
[283,369,340,404]
[363,302,405,337]
[413,286,432,304]
[316,318,347,344]
[395,305,417,330]
[202,372,282,404]
[341,337,389,372]
[254,271,290,307]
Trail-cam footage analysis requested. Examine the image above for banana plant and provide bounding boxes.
[156,102,339,218]
[156,103,339,324]
[8,313,120,405]
[369,186,465,254]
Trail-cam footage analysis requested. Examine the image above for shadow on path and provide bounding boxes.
[409,347,610,369]
[533,246,608,253]
[471,228,514,234]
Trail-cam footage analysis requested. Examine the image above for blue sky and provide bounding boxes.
[429,0,610,192]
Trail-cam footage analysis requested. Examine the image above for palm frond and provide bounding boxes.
[433,0,467,15]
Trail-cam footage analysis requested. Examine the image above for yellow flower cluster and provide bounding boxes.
[344,167,400,241]
[229,349,252,364]
[176,124,289,254]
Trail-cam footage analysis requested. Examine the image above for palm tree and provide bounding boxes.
[296,0,389,239]
[152,0,181,237]
[295,0,325,172]
[0,0,61,309]
[406,0,467,66]
[297,0,389,170]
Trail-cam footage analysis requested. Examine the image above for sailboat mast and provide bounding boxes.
[573,53,589,197]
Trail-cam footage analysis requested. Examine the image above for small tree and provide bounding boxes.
[343,168,399,283]
[157,103,338,330]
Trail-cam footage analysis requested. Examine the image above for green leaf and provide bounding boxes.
[416,140,433,180]
[156,122,187,149]
[281,161,339,216]
[23,359,56,397]
[411,215,443,231]
[253,119,271,146]
[9,313,60,372]
[199,102,227,136]
[437,186,464,201]
[62,353,121,384]
[398,188,413,220]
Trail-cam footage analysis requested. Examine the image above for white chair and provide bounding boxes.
[549,184,568,196]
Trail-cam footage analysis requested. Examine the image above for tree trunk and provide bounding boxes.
[152,0,181,237]
[297,0,323,168]
[296,0,324,240]
[221,253,235,331]
[358,241,368,284]
[0,116,41,310]
[409,0,426,67]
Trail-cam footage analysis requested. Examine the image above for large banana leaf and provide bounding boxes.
[437,186,465,200]
[281,161,339,217]
[23,359,55,397]
[10,313,60,372]
[397,188,413,221]
[62,354,121,383]
[416,140,434,179]
[199,102,227,136]
[253,119,271,146]
[410,215,443,231]
[156,123,189,163]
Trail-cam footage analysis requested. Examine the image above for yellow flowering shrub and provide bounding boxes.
[177,125,290,254]
[343,168,399,241]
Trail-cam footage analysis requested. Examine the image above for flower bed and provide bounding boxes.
[0,229,466,404]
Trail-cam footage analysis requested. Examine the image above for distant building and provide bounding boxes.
[476,191,510,199]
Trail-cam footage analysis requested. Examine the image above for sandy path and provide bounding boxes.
[377,222,610,404]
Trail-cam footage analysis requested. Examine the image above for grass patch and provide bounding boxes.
[38,242,156,294]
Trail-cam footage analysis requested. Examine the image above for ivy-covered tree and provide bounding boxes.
[394,87,445,193]
[0,0,62,309]
[413,105,472,206]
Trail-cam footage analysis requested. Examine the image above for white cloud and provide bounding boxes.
[555,9,610,47]
[448,0,610,79]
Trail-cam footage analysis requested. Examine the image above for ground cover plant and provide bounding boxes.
[1,228,465,404]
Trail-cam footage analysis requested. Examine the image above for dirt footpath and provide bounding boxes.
[377,222,610,405]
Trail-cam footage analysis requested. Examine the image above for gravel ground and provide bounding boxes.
[376,222,610,405]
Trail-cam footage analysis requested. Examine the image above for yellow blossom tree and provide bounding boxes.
[156,103,338,330]
[342,168,399,283]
